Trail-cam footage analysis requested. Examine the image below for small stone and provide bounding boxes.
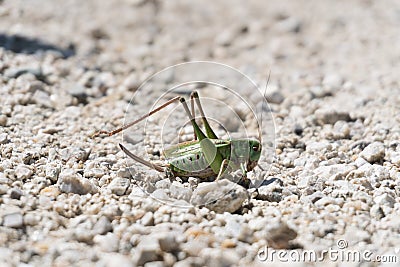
[370,204,385,219]
[144,261,165,267]
[190,179,248,213]
[174,257,204,267]
[374,193,395,208]
[276,17,302,33]
[265,90,284,104]
[134,236,163,266]
[315,109,351,125]
[9,188,23,199]
[314,197,337,207]
[214,28,237,46]
[0,133,9,144]
[301,191,326,204]
[310,86,331,98]
[93,216,112,235]
[0,185,7,195]
[84,168,105,179]
[58,169,98,195]
[293,124,303,136]
[322,74,343,89]
[108,177,130,196]
[122,73,141,91]
[314,164,355,180]
[40,186,60,198]
[98,253,134,267]
[344,226,370,244]
[201,248,241,267]
[158,233,179,252]
[0,115,7,127]
[15,165,33,180]
[4,67,42,79]
[75,227,95,243]
[257,180,283,202]
[32,90,52,108]
[151,189,170,201]
[3,212,24,228]
[93,233,119,252]
[117,167,132,179]
[169,183,192,202]
[332,121,350,139]
[265,221,297,249]
[141,212,154,226]
[155,179,171,189]
[23,213,40,226]
[68,84,88,104]
[390,153,400,166]
[360,142,385,163]
[45,165,61,182]
[354,157,369,168]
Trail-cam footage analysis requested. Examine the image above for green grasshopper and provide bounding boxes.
[94,91,262,184]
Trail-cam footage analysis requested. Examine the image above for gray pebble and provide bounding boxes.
[151,189,171,201]
[4,67,42,79]
[374,193,395,208]
[315,109,351,125]
[370,204,385,219]
[201,248,241,267]
[265,221,297,249]
[141,212,154,226]
[0,185,7,195]
[58,169,98,195]
[322,74,343,89]
[313,164,355,180]
[174,257,204,267]
[23,213,40,226]
[257,180,283,202]
[32,90,52,108]
[158,233,179,253]
[190,179,248,213]
[45,164,61,182]
[9,188,23,199]
[360,142,385,163]
[169,183,192,202]
[68,84,88,104]
[93,216,113,235]
[93,233,119,252]
[265,90,284,104]
[3,212,24,228]
[97,253,134,267]
[215,29,235,46]
[0,133,9,144]
[0,115,7,127]
[133,236,163,266]
[15,165,33,180]
[276,17,302,33]
[155,179,171,189]
[144,261,165,267]
[108,177,130,195]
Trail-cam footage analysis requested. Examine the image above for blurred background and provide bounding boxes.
[1,0,399,90]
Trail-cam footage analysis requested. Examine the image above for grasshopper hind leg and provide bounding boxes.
[191,91,218,139]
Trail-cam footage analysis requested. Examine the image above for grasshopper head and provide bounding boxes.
[247,139,261,171]
[231,139,261,172]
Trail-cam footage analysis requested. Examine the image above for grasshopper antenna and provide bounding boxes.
[258,70,271,142]
[92,96,181,138]
[119,144,164,172]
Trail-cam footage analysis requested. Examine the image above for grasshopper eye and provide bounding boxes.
[252,145,259,151]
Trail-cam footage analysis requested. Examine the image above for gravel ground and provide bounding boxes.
[1,0,400,266]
